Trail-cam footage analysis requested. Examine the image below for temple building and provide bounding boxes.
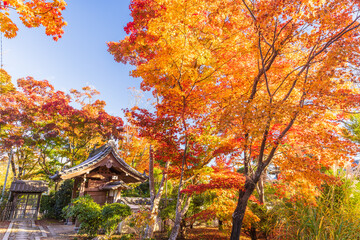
[50,141,147,205]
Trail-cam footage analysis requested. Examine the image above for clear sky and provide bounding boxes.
[3,1,144,118]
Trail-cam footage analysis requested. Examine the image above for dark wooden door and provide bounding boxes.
[88,191,107,205]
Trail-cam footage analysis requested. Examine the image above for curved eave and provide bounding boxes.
[110,150,147,183]
[49,143,148,183]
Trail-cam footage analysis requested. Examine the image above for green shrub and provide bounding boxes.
[64,195,102,238]
[54,179,73,218]
[101,203,132,237]
[40,192,57,219]
[121,181,150,197]
[64,196,132,238]
[40,179,73,220]
[247,202,278,239]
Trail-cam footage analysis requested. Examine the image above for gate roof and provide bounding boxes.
[10,180,48,193]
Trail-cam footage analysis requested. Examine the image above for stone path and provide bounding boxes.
[2,220,47,240]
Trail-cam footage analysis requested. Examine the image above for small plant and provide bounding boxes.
[128,207,152,239]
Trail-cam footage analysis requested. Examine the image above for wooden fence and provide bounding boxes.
[0,201,14,221]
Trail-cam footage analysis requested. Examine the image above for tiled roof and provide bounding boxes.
[60,143,112,175]
[9,180,48,193]
[50,140,147,182]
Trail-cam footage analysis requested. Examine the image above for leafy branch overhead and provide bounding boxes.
[0,0,67,40]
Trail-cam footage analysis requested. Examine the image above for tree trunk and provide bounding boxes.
[143,147,170,239]
[180,218,187,239]
[168,195,192,240]
[256,173,265,204]
[143,196,160,239]
[168,137,189,240]
[143,172,168,239]
[169,197,184,240]
[230,179,256,240]
[10,155,16,179]
[148,146,156,203]
[250,224,257,240]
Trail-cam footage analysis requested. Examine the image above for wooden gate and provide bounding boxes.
[11,193,41,220]
[1,180,48,221]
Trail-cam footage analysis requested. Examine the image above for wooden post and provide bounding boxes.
[75,175,87,230]
[79,175,86,197]
[72,178,79,199]
[67,178,79,225]
[22,194,29,219]
[35,193,41,219]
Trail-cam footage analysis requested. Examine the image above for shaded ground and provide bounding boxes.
[153,228,251,240]
[0,220,74,240]
[53,226,251,240]
[36,219,76,240]
[8,221,44,240]
[0,221,10,239]
[0,220,252,240]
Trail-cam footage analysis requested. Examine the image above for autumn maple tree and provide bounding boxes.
[62,86,124,165]
[109,0,238,237]
[182,157,260,234]
[125,102,236,239]
[126,108,193,239]
[0,78,124,180]
[110,0,360,239]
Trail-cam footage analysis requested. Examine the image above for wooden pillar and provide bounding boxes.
[75,175,87,230]
[22,194,30,218]
[115,189,121,203]
[68,178,79,226]
[35,193,41,219]
[79,175,86,197]
[105,191,109,204]
[72,178,79,200]
[10,193,18,219]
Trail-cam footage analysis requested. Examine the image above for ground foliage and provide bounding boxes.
[270,173,360,240]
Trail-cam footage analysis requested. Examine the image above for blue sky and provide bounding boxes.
[4,1,146,118]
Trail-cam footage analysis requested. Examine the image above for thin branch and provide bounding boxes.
[258,31,272,99]
[242,0,257,22]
